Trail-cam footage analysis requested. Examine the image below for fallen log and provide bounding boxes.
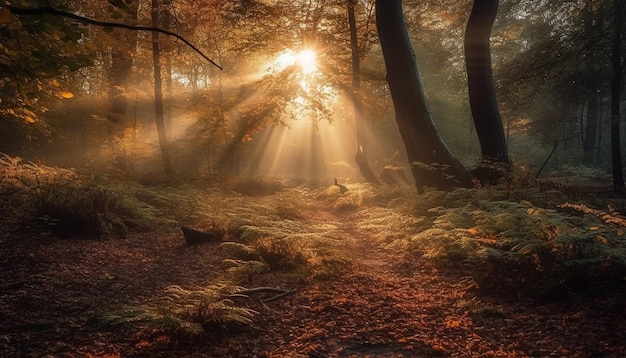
[181,226,224,244]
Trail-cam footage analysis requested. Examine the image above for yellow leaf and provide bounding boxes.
[60,91,74,99]
[52,79,60,87]
[596,236,608,244]
[24,115,36,123]
[589,226,599,231]
[468,227,479,235]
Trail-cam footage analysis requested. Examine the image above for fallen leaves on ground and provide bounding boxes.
[1,193,625,357]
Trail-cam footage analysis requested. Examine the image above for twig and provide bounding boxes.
[262,289,296,303]
[230,287,297,302]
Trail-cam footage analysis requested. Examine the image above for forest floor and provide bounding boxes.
[1,185,626,358]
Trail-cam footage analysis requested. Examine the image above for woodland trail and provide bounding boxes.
[221,205,626,358]
[254,210,493,357]
[1,192,625,357]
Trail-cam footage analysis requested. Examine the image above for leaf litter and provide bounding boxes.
[0,182,625,357]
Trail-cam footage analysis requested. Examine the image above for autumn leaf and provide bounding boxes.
[60,91,74,99]
[445,319,461,328]
[0,7,12,24]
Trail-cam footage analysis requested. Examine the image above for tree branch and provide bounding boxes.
[230,287,297,302]
[4,5,222,70]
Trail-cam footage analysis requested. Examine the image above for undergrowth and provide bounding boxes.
[405,187,626,300]
[98,285,257,336]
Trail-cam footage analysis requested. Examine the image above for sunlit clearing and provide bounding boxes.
[250,117,356,184]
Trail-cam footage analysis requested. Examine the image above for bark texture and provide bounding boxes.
[464,0,509,180]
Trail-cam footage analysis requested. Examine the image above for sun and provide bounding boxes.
[274,49,318,74]
[297,50,317,74]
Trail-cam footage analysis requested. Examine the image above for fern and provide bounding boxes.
[99,284,258,336]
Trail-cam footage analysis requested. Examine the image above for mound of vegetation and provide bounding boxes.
[404,187,626,300]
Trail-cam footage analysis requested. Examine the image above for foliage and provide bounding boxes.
[404,187,626,299]
[98,284,257,336]
[0,153,164,237]
[0,0,94,122]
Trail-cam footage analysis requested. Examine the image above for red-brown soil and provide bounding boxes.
[1,204,625,357]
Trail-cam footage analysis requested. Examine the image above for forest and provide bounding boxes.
[1,0,626,356]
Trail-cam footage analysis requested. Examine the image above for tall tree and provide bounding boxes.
[610,0,625,192]
[375,0,473,193]
[151,0,173,176]
[107,0,138,124]
[464,0,509,180]
[581,0,600,166]
[348,0,380,185]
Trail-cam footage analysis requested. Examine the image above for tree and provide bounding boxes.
[464,0,509,180]
[581,0,601,166]
[375,0,473,193]
[610,0,625,192]
[151,0,173,176]
[106,0,139,125]
[0,0,93,122]
[348,0,380,185]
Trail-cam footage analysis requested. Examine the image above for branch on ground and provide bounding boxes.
[231,287,297,303]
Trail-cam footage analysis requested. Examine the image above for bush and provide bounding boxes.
[406,188,626,300]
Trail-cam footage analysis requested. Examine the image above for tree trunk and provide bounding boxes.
[611,0,625,193]
[348,0,381,185]
[583,93,598,165]
[375,0,473,193]
[107,1,139,171]
[464,0,509,182]
[152,0,173,176]
[582,0,599,167]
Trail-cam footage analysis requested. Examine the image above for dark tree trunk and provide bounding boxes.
[152,0,173,176]
[464,0,509,180]
[611,0,625,193]
[582,0,599,166]
[375,0,473,193]
[107,1,138,171]
[107,0,138,123]
[583,93,598,165]
[348,0,380,185]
